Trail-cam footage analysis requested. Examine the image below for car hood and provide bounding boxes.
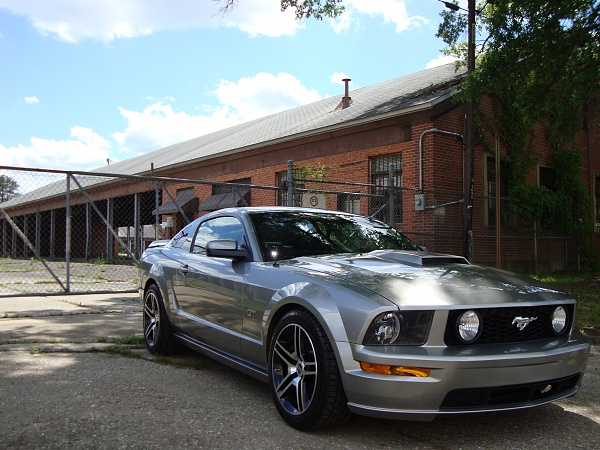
[278,250,572,308]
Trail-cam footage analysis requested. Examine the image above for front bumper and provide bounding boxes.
[337,332,591,421]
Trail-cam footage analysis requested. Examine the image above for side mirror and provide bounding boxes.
[206,240,249,261]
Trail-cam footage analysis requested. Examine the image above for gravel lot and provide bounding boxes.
[0,293,598,449]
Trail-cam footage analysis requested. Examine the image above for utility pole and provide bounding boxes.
[465,0,476,262]
[439,0,477,261]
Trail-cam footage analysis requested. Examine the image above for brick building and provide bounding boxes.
[2,63,599,272]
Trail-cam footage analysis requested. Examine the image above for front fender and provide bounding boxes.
[264,282,348,344]
[263,280,398,346]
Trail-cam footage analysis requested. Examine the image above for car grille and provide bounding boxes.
[444,304,574,346]
[439,373,581,411]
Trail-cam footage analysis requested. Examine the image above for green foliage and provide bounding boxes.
[280,0,345,19]
[478,1,599,145]
[438,0,599,267]
[294,161,328,184]
[216,0,344,20]
[532,272,600,336]
[436,0,486,65]
[553,148,590,234]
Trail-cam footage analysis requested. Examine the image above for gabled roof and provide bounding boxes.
[2,63,465,208]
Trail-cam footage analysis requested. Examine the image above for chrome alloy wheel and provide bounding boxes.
[271,323,318,415]
[143,289,160,347]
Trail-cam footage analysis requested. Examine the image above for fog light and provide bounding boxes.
[551,306,568,335]
[457,310,481,343]
[359,362,430,377]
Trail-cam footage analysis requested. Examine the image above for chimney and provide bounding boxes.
[334,78,353,111]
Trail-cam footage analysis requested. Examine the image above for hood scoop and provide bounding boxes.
[370,250,470,267]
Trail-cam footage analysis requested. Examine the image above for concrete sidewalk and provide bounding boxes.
[0,293,142,350]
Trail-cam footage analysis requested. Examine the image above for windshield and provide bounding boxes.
[249,211,420,261]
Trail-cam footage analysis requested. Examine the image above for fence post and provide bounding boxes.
[65,173,71,293]
[287,160,295,207]
[388,164,396,226]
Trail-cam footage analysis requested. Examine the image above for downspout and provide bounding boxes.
[418,128,464,191]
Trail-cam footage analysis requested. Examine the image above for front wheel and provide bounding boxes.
[268,310,350,430]
[143,283,180,355]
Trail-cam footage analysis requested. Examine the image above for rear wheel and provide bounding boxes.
[143,283,180,355]
[268,310,350,430]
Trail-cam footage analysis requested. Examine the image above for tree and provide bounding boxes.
[438,1,599,144]
[215,0,345,19]
[0,175,20,203]
[439,0,600,268]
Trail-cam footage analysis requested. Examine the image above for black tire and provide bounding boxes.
[268,310,350,430]
[143,283,180,355]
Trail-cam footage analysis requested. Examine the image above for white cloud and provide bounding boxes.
[113,72,322,156]
[0,0,302,42]
[426,54,458,69]
[111,101,236,156]
[213,72,321,121]
[23,96,39,104]
[330,72,351,85]
[0,126,111,171]
[333,0,429,33]
[2,72,322,170]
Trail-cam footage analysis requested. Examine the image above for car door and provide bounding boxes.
[173,216,248,357]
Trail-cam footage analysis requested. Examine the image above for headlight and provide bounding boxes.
[551,306,568,335]
[457,310,481,343]
[363,311,432,345]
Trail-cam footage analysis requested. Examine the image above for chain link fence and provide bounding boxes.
[0,164,578,296]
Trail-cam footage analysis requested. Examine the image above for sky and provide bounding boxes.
[0,0,462,173]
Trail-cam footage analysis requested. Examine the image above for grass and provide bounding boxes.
[100,346,138,357]
[531,272,600,339]
[111,335,145,346]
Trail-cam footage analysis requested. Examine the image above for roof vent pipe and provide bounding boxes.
[334,78,354,111]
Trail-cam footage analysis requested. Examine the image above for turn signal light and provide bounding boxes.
[359,362,430,377]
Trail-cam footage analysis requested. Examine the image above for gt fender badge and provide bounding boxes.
[512,316,537,331]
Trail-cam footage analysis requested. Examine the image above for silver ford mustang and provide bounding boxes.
[139,207,591,430]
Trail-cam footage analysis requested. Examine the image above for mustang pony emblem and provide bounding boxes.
[512,316,538,331]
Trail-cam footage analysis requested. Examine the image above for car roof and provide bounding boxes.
[216,206,355,215]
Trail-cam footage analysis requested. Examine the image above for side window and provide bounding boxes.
[169,222,197,252]
[192,216,245,254]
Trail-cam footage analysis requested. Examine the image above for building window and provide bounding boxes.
[539,166,557,191]
[595,174,600,231]
[538,166,558,230]
[369,154,402,224]
[484,155,510,227]
[337,193,361,214]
